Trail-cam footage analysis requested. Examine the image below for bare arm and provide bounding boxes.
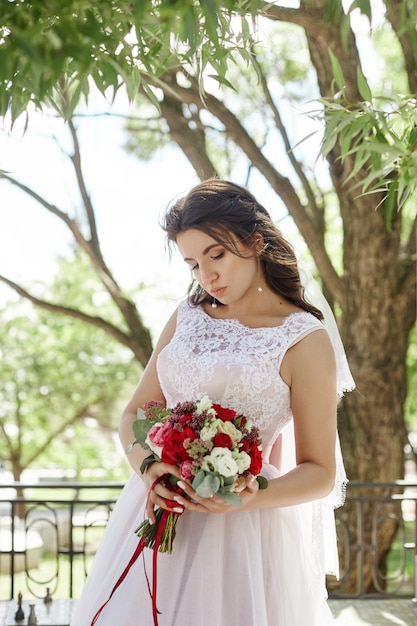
[119,309,178,477]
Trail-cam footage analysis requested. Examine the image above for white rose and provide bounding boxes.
[209,447,238,477]
[195,395,214,415]
[233,451,251,473]
[201,457,215,472]
[216,420,242,444]
[200,422,218,441]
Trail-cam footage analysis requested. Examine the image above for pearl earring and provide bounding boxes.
[258,286,263,293]
[211,298,218,309]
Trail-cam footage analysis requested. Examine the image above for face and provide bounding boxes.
[176,229,260,307]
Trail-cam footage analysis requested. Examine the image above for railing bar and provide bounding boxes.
[1,480,416,600]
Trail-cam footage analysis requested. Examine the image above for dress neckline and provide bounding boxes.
[195,302,312,331]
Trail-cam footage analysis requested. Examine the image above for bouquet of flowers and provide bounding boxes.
[132,395,267,554]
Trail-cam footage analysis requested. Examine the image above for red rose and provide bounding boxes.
[239,439,250,453]
[212,433,234,449]
[212,404,236,422]
[249,444,263,476]
[179,413,193,424]
[161,428,197,464]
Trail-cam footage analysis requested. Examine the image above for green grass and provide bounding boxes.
[386,520,415,595]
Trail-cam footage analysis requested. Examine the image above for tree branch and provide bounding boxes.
[257,63,324,229]
[158,81,218,180]
[0,274,134,350]
[0,172,153,365]
[261,2,331,35]
[67,117,103,260]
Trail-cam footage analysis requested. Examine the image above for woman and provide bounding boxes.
[71,178,354,626]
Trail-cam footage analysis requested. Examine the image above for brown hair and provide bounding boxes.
[163,178,323,320]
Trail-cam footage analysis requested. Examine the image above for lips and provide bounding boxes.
[211,287,226,299]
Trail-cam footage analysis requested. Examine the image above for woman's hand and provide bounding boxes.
[143,462,183,524]
[170,474,260,515]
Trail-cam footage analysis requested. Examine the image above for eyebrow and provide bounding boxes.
[183,243,222,262]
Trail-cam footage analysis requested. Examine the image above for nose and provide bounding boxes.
[199,264,218,290]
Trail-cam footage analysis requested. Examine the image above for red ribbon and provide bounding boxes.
[90,475,182,626]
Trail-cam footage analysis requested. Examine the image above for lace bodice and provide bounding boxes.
[157,300,324,448]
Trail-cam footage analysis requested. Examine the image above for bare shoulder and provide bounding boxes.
[281,328,336,387]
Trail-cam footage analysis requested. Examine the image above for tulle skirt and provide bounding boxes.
[71,465,334,626]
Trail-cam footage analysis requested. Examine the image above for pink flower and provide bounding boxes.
[148,421,174,446]
[180,459,194,480]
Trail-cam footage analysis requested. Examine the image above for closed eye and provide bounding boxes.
[186,248,225,272]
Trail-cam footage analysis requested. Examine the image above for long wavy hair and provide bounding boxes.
[162,178,323,321]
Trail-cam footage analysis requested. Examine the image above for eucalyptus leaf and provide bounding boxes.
[132,419,152,447]
[218,490,242,507]
[191,469,207,491]
[256,476,268,490]
[193,473,221,498]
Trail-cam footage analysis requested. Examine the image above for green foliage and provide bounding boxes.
[316,1,417,224]
[47,248,130,330]
[317,95,417,223]
[125,21,312,169]
[124,111,171,160]
[0,258,141,480]
[0,0,263,122]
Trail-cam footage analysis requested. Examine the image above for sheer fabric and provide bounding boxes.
[71,301,341,626]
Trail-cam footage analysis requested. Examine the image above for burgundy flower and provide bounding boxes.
[212,433,234,449]
[249,444,263,475]
[212,404,236,422]
[161,427,197,464]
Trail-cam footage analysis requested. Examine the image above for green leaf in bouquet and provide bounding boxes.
[192,471,220,498]
[256,476,268,490]
[218,490,242,507]
[220,475,236,488]
[139,453,160,475]
[132,418,152,448]
[191,469,206,490]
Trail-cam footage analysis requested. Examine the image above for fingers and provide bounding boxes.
[146,476,185,522]
[245,475,259,493]
[175,481,231,514]
[144,466,260,521]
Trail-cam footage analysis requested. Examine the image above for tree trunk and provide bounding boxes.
[301,1,415,592]
[11,461,26,519]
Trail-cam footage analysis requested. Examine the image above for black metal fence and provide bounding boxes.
[0,480,416,601]
[329,480,417,599]
[0,482,123,601]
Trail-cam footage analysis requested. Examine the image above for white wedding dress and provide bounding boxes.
[71,300,349,626]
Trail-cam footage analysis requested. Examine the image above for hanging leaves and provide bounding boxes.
[317,95,417,224]
[0,0,262,123]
